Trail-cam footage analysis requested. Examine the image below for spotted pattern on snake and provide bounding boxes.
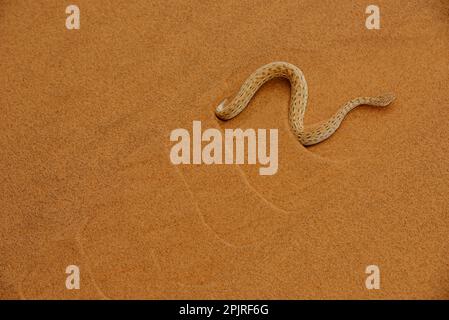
[215,61,395,146]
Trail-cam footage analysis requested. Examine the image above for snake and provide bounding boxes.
[215,61,395,146]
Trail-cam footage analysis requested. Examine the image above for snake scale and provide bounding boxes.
[215,61,395,146]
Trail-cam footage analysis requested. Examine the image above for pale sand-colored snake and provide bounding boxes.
[215,61,395,146]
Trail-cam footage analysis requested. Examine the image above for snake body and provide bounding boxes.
[215,61,395,146]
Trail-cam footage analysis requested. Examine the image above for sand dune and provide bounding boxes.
[0,0,448,299]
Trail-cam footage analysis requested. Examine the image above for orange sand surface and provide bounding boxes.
[0,0,448,299]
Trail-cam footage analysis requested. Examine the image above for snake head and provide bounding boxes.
[375,93,396,106]
[215,98,229,119]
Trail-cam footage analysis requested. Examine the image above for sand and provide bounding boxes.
[0,0,448,299]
